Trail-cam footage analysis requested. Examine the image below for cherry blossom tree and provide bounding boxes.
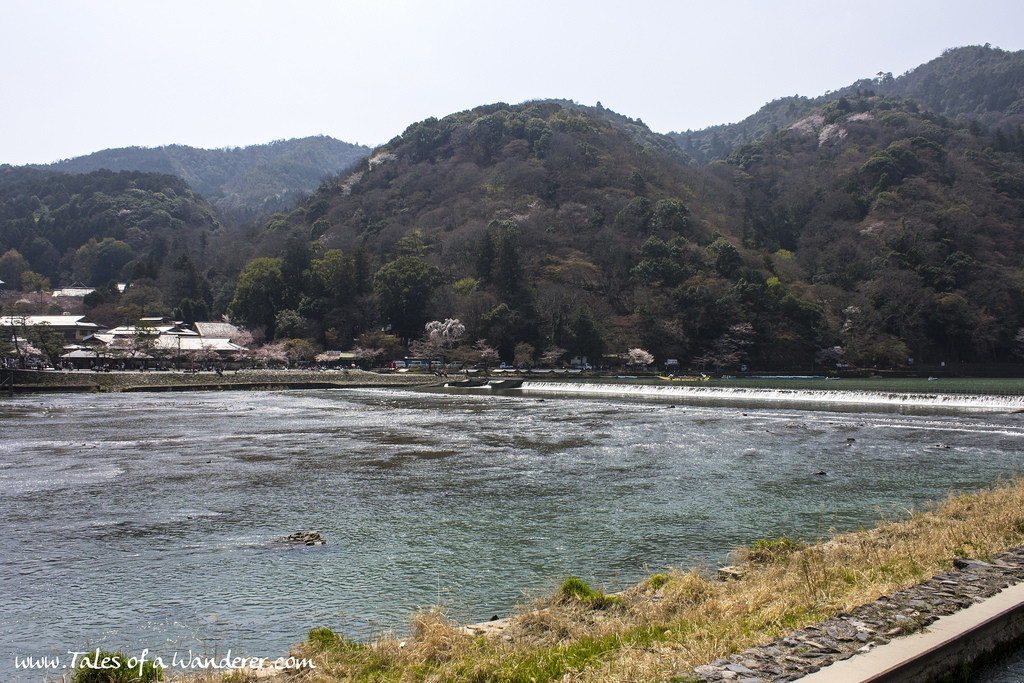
[626,347,654,367]
[252,342,288,367]
[410,318,466,358]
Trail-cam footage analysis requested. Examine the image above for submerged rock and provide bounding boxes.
[274,531,326,546]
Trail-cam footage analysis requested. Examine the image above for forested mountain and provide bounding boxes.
[719,95,1024,368]
[849,45,1024,124]
[0,167,227,324]
[34,136,370,221]
[555,99,693,164]
[223,91,1024,370]
[3,47,1024,372]
[227,100,714,359]
[671,44,1024,164]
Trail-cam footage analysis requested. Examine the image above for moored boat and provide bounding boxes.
[657,374,709,382]
[444,377,489,388]
[488,378,524,389]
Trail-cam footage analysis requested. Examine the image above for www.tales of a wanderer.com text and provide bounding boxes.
[13,648,316,674]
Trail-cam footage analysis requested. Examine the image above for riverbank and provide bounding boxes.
[213,476,1024,683]
[0,368,438,393]
[6,369,1024,400]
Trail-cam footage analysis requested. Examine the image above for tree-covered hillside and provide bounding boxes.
[719,94,1024,367]
[0,167,227,325]
[226,101,723,363]
[849,45,1024,125]
[671,44,1024,165]
[220,93,1024,370]
[35,136,371,221]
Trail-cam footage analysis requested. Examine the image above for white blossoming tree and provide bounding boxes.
[410,318,466,359]
[626,347,655,367]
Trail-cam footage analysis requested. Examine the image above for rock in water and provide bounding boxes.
[275,531,326,546]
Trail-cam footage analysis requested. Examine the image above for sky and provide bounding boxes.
[3,0,1023,166]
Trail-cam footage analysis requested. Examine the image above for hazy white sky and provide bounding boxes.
[3,0,1023,166]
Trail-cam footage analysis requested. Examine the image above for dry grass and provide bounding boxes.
[187,476,1024,683]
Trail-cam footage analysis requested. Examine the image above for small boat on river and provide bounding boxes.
[488,378,524,389]
[444,377,489,388]
[442,377,524,390]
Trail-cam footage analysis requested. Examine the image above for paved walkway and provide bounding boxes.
[692,550,1024,681]
[800,580,1024,682]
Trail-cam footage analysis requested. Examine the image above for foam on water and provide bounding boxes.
[520,381,1024,413]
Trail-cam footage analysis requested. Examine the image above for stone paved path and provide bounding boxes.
[692,547,1024,681]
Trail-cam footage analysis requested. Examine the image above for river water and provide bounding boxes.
[2,383,1024,680]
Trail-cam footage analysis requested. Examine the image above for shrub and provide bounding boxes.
[647,572,671,590]
[748,536,804,564]
[559,576,624,609]
[308,626,362,652]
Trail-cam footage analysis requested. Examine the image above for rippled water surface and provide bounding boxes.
[3,386,1024,680]
[977,647,1024,682]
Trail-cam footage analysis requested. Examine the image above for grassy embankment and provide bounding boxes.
[178,475,1024,683]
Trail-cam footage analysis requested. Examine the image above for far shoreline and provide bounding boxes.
[4,368,1024,398]
[0,367,439,394]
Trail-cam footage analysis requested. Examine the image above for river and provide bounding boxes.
[2,383,1023,680]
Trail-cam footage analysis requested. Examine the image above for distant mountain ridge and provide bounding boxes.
[33,136,371,220]
[845,44,1024,123]
[671,44,1024,164]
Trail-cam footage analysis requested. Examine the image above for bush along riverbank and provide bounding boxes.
[219,476,1024,683]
